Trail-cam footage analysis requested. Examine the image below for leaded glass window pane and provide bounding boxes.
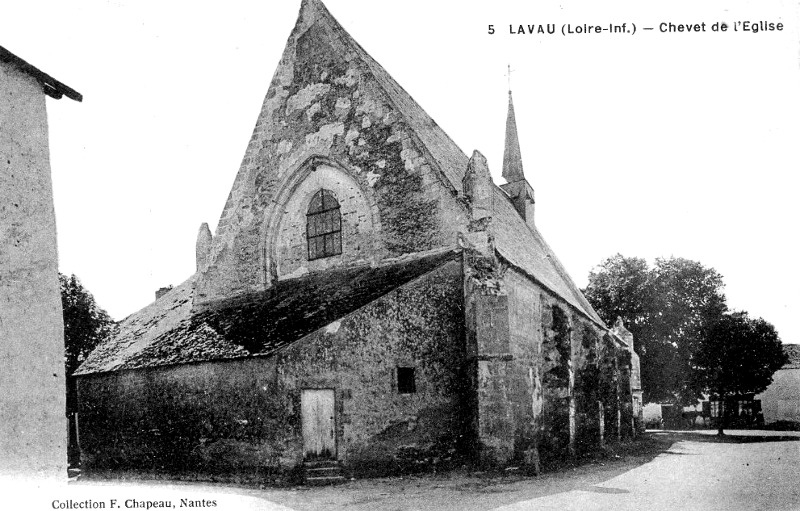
[307,189,342,261]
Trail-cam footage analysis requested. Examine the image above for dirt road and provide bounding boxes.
[20,431,798,511]
[254,431,799,511]
[492,431,800,511]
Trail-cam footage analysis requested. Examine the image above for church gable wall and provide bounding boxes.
[196,21,467,302]
[77,260,467,480]
[271,163,378,278]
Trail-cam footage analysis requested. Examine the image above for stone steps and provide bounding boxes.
[304,459,346,486]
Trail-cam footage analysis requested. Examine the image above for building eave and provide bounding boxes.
[0,45,82,102]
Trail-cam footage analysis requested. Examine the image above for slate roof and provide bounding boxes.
[312,0,602,325]
[75,249,459,376]
[74,275,200,375]
[77,1,605,376]
[0,45,82,101]
[782,344,800,369]
[490,187,603,324]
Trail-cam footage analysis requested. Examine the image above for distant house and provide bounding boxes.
[74,0,640,482]
[756,344,800,425]
[0,45,81,478]
[644,342,800,430]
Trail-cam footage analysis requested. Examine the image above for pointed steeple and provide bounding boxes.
[502,91,525,183]
[500,87,535,227]
[499,87,536,226]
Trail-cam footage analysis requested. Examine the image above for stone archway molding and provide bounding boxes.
[259,154,382,287]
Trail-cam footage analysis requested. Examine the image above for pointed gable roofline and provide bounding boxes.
[0,45,82,101]
[275,0,602,325]
[298,0,469,193]
[76,0,607,377]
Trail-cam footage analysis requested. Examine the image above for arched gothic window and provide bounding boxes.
[306,189,342,260]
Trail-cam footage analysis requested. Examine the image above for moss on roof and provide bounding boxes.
[312,1,602,325]
[75,250,460,376]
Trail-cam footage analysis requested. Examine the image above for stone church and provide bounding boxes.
[75,0,641,482]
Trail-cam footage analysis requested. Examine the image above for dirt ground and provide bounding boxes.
[51,433,667,511]
[252,430,800,511]
[25,430,797,511]
[254,435,672,511]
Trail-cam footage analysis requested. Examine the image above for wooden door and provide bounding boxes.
[301,389,336,459]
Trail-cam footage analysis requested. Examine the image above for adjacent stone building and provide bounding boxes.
[1,45,82,479]
[74,0,640,481]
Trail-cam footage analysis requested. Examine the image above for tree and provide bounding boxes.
[693,312,787,435]
[60,273,115,467]
[61,273,115,377]
[584,254,727,404]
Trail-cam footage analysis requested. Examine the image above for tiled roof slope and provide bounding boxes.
[77,1,604,376]
[489,187,603,324]
[312,0,601,325]
[75,250,459,375]
[74,275,198,375]
[193,249,458,355]
[783,344,800,369]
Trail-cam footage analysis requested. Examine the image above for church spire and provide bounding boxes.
[502,90,525,183]
[499,77,535,226]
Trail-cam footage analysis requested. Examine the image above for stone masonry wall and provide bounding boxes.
[77,261,466,480]
[196,10,468,302]
[272,163,377,278]
[0,61,66,479]
[465,258,634,469]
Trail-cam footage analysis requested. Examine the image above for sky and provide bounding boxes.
[3,0,799,343]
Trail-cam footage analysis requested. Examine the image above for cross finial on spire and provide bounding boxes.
[506,64,514,95]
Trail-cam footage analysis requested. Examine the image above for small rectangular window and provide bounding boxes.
[397,367,416,394]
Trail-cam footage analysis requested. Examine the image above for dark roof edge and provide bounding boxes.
[75,250,463,377]
[70,351,275,380]
[263,250,463,358]
[0,45,82,101]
